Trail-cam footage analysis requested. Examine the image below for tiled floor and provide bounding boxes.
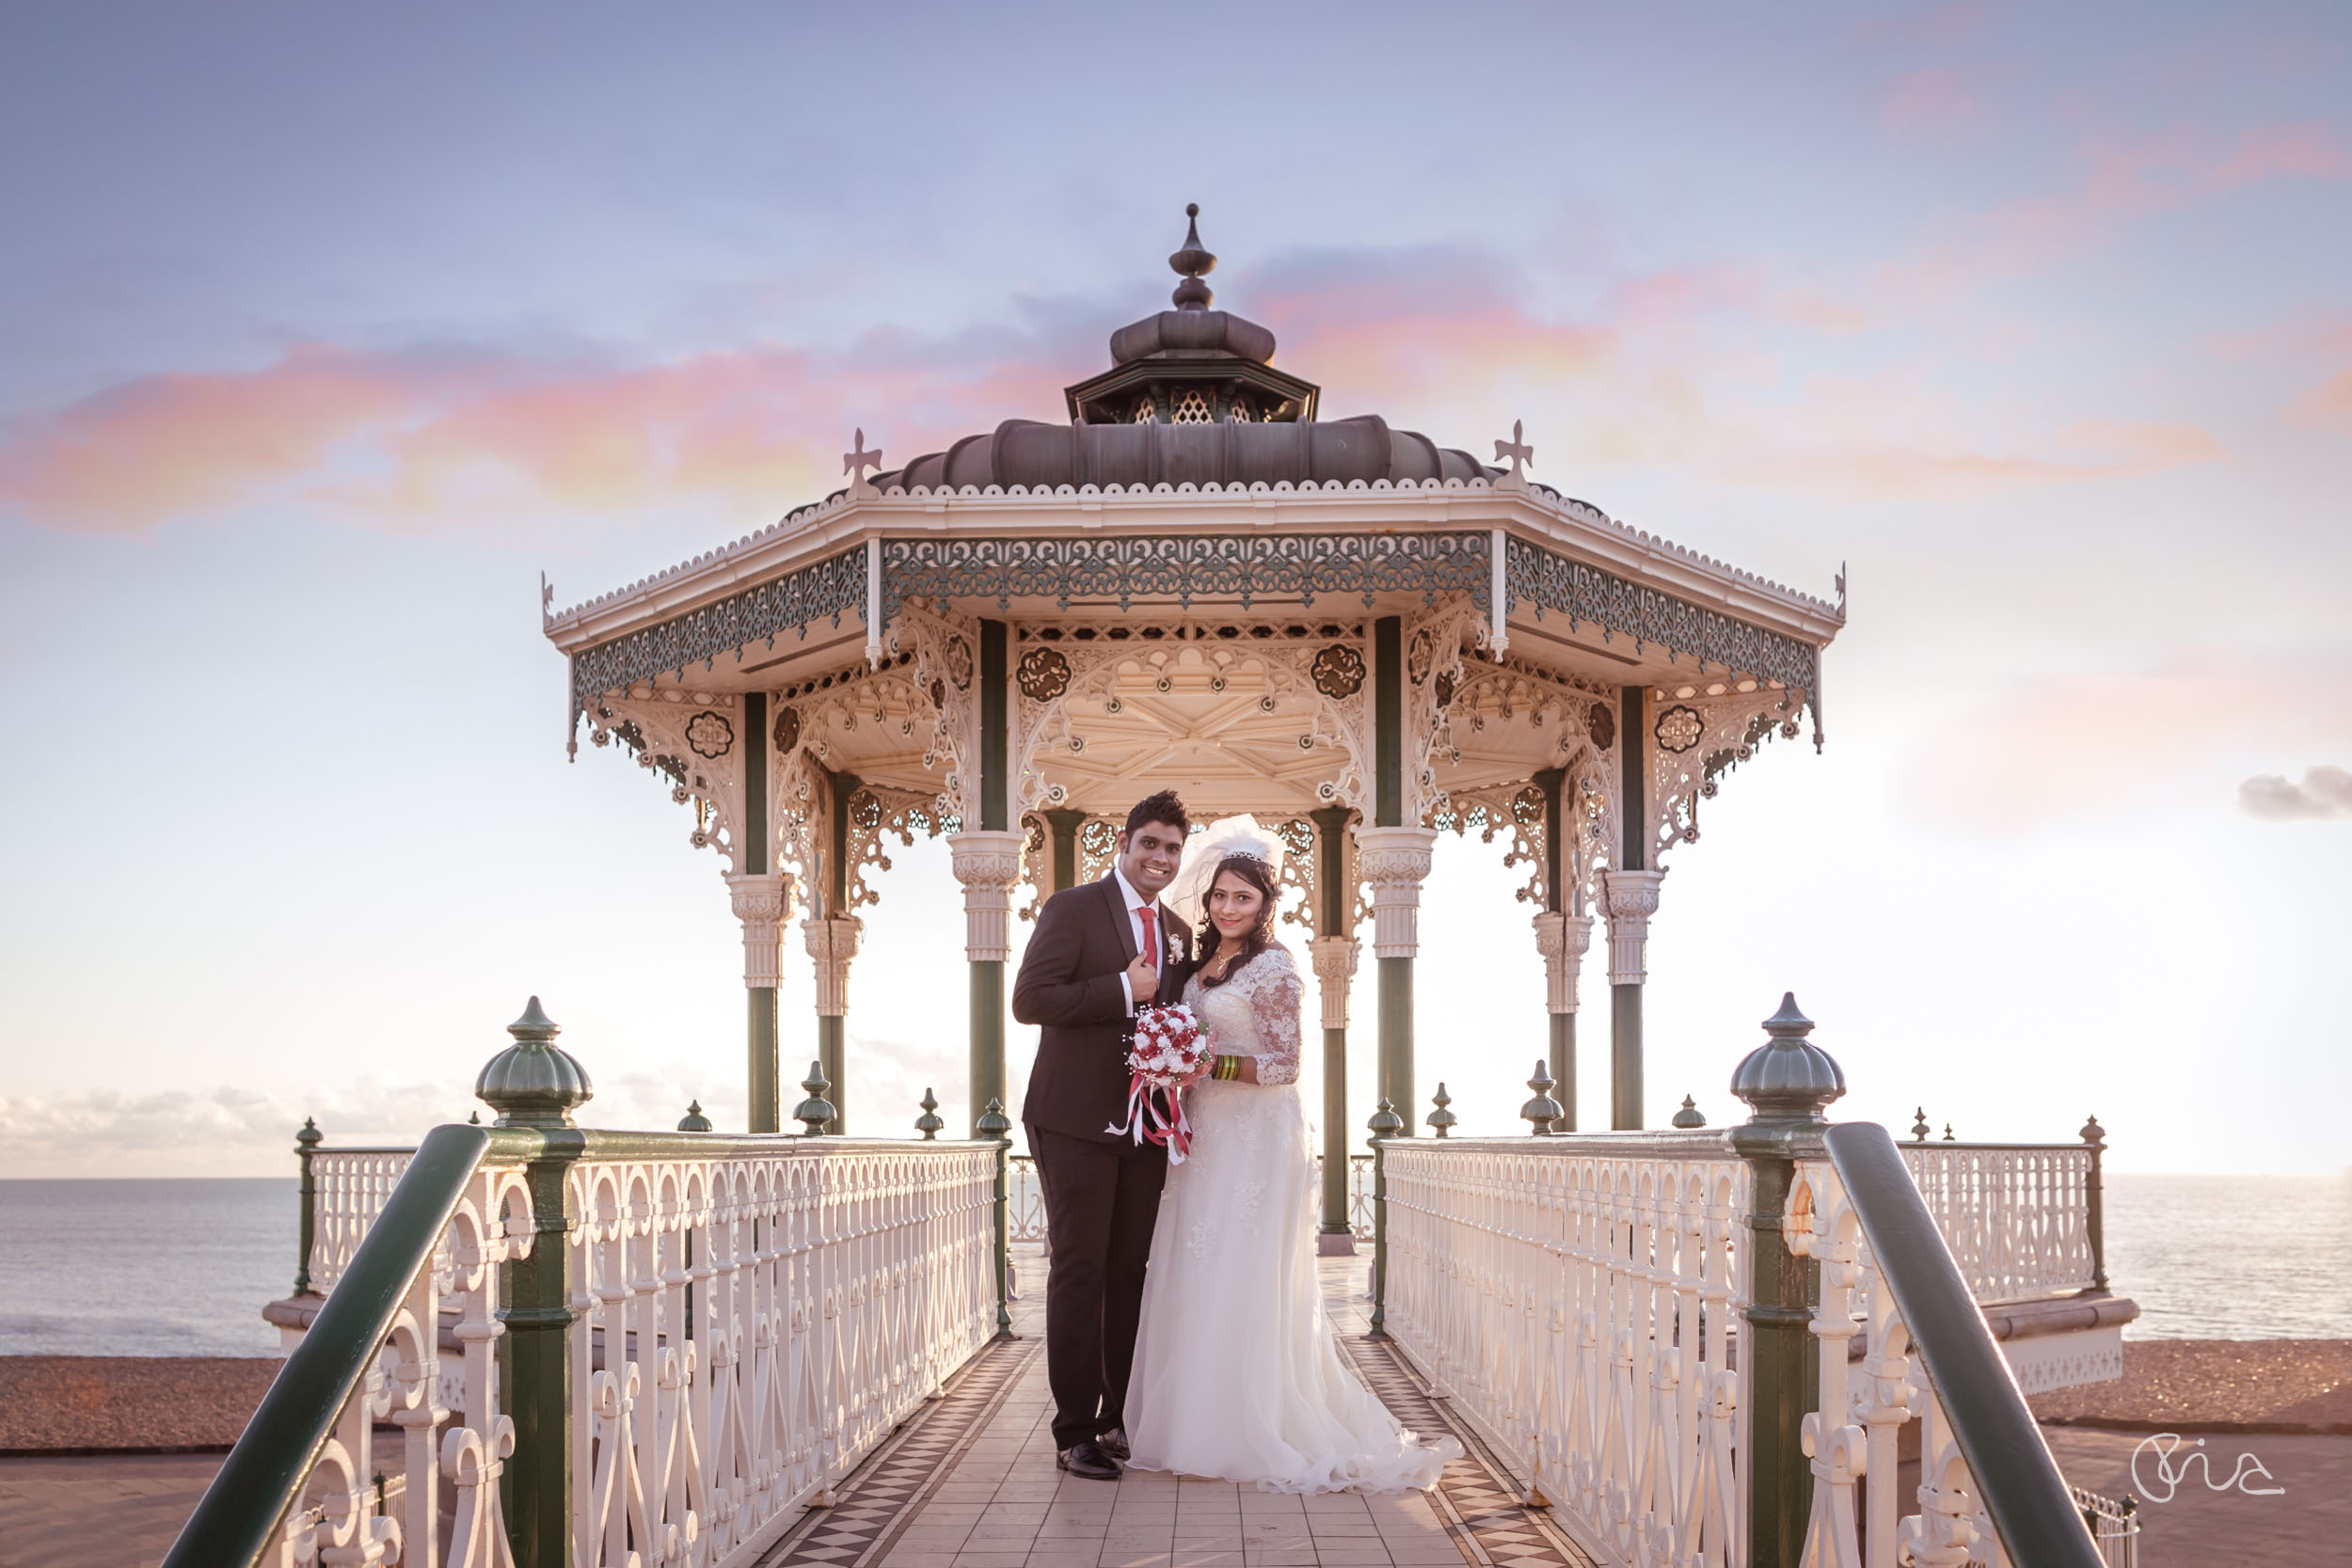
[756,1245,1598,1568]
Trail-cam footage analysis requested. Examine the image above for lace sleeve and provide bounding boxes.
[1246,948,1305,1086]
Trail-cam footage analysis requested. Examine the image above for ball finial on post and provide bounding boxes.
[1728,993,1845,1132]
[676,1100,713,1132]
[1425,1084,1457,1138]
[1367,1097,1405,1144]
[1912,1107,1931,1142]
[1671,1095,1706,1129]
[916,1088,946,1141]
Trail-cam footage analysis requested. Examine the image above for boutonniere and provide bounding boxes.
[1165,928,1184,966]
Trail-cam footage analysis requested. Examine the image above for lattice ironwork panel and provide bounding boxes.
[568,546,867,725]
[1505,534,1824,735]
[882,532,1494,620]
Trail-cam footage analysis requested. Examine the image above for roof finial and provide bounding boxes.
[1168,202,1216,311]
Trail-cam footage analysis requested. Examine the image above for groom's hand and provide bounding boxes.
[1124,953,1158,1006]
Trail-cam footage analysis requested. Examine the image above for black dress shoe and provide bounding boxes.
[1057,1439,1121,1480]
[1097,1427,1130,1462]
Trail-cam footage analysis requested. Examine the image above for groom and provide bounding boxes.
[1012,788,1197,1480]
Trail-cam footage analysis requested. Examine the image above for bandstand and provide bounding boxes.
[169,213,2146,1568]
[542,208,1846,1209]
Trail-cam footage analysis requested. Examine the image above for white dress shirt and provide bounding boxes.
[1110,865,1161,1014]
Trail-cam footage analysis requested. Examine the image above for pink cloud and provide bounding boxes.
[0,238,2242,534]
[0,336,1076,534]
[1884,67,1984,134]
[1904,657,2352,832]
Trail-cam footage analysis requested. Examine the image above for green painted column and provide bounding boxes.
[741,690,781,1134]
[809,764,860,1134]
[1534,768,1576,1130]
[1611,684,1648,1131]
[1311,806,1355,1243]
[1365,617,1423,1132]
[1044,807,1084,894]
[968,620,1012,1138]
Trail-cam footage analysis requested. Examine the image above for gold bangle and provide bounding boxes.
[1215,1054,1243,1082]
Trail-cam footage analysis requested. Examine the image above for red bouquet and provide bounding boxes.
[1106,1003,1207,1164]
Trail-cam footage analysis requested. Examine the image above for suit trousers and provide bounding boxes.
[1026,1123,1168,1450]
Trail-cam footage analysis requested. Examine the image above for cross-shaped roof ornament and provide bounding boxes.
[1494,420,1534,485]
[844,428,883,499]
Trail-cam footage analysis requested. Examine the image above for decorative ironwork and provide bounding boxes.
[773,705,801,753]
[1271,817,1318,929]
[1430,781,1549,905]
[1504,533,1823,742]
[1311,644,1366,698]
[844,783,961,910]
[1654,704,1702,754]
[1076,818,1121,885]
[568,546,866,734]
[1587,699,1615,752]
[882,532,1493,621]
[1016,646,1071,702]
[685,710,735,758]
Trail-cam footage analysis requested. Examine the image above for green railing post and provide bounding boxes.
[1366,1098,1404,1337]
[2080,1115,2108,1292]
[477,998,594,1568]
[1731,1001,1853,1560]
[1728,993,1846,1568]
[293,1117,322,1296]
[976,1097,1014,1338]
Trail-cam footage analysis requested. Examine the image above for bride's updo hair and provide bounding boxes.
[1195,852,1280,989]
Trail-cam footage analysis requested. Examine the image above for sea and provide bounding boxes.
[0,1173,2346,1357]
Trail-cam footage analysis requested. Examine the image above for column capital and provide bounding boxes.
[1306,935,1360,1032]
[1352,825,1438,960]
[947,829,1027,962]
[803,914,864,1018]
[724,870,793,990]
[1532,910,1595,1015]
[1600,867,1666,986]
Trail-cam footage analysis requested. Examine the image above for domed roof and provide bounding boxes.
[879,206,1501,493]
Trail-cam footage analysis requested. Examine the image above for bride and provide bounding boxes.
[1124,817,1458,1492]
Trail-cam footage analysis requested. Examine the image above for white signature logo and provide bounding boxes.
[2130,1433,2286,1502]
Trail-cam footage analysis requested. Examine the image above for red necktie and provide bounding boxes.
[1136,906,1159,982]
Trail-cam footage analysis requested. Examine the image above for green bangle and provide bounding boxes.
[1214,1054,1243,1082]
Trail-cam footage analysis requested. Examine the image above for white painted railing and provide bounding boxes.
[228,1133,1002,1568]
[1898,1144,2095,1304]
[307,1148,416,1297]
[565,1141,998,1567]
[275,1154,537,1568]
[1007,1151,1378,1245]
[1379,1132,1750,1566]
[1788,1155,2134,1566]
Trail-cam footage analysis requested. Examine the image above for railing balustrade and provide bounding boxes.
[169,1006,1012,1568]
[1004,1153,1378,1246]
[1790,1125,2117,1568]
[306,1148,418,1297]
[1379,1132,1748,1565]
[1898,1144,2097,1304]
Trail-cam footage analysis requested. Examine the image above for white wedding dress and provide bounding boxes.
[1126,943,1457,1492]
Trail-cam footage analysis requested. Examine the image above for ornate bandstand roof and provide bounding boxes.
[543,207,1845,892]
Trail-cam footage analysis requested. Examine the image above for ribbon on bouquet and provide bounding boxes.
[1106,1071,1195,1164]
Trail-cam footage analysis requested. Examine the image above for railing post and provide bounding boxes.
[1728,993,1846,1568]
[2080,1115,2108,1291]
[1367,1098,1404,1337]
[294,1117,322,1296]
[477,997,594,1568]
[977,1097,1014,1338]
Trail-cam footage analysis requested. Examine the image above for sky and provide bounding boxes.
[1,2,2347,1179]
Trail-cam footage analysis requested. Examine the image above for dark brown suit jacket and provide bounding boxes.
[1013,875,1197,1143]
